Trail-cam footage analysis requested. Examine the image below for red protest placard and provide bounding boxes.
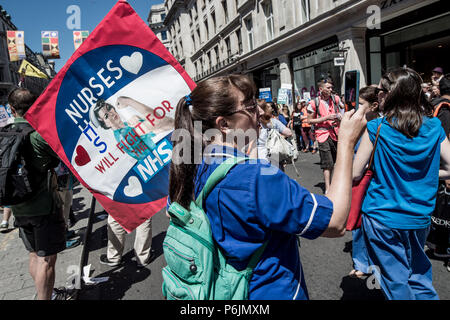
[25,0,195,232]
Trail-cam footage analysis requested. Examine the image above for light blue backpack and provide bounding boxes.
[162,157,268,300]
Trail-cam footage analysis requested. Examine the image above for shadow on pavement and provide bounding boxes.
[80,251,152,300]
[314,182,325,193]
[152,231,167,260]
[0,228,16,234]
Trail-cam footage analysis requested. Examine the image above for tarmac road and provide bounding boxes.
[78,151,450,300]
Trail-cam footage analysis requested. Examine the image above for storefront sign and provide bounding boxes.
[259,88,272,102]
[334,57,345,66]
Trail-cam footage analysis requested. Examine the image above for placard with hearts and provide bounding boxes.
[24,0,196,232]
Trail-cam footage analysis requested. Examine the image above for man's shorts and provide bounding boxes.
[318,136,338,170]
[14,209,66,257]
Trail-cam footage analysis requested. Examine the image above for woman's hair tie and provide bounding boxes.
[185,94,192,106]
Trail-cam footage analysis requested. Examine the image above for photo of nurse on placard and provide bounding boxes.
[90,96,174,161]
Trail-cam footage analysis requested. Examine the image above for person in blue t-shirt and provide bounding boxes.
[168,74,367,300]
[349,86,380,280]
[353,68,450,300]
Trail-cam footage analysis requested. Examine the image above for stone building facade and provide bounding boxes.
[150,0,450,103]
[148,3,172,52]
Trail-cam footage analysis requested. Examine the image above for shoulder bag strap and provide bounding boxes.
[433,101,450,118]
[368,123,382,170]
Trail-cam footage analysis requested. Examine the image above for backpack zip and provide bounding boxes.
[163,243,195,263]
[169,221,215,253]
[162,267,196,300]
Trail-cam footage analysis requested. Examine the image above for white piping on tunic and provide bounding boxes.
[293,259,303,300]
[298,193,318,237]
[293,193,318,299]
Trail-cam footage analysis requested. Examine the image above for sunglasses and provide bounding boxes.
[229,99,258,116]
[374,87,388,95]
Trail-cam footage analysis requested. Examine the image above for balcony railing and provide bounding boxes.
[192,55,240,82]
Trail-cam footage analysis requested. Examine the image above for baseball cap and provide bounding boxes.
[432,67,444,74]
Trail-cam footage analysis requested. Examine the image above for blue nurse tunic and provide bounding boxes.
[192,145,333,300]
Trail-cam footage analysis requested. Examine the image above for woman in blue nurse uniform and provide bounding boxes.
[353,68,450,300]
[169,74,367,300]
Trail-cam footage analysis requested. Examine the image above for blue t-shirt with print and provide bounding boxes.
[191,145,333,300]
[362,117,446,229]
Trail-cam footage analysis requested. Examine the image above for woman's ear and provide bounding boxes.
[370,102,379,112]
[215,116,230,133]
[10,106,17,117]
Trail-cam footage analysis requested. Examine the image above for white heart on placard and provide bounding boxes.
[120,52,143,75]
[123,176,143,198]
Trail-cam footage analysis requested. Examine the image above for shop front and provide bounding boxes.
[291,37,342,101]
[248,59,281,103]
[367,1,450,84]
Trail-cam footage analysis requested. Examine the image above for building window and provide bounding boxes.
[222,0,229,24]
[161,13,166,21]
[300,0,310,23]
[237,28,243,54]
[161,31,167,41]
[204,18,209,40]
[225,37,231,58]
[196,27,201,45]
[244,16,254,51]
[214,46,219,65]
[207,51,211,70]
[211,11,216,34]
[179,40,183,57]
[263,1,274,41]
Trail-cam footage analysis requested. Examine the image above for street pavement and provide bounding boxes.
[1,151,449,300]
[0,186,92,300]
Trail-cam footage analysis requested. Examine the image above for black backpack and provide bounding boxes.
[0,122,40,205]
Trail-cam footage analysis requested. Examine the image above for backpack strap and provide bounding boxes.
[331,94,339,114]
[198,156,270,272]
[315,96,339,118]
[195,156,248,208]
[314,97,321,118]
[168,156,248,226]
[433,101,450,118]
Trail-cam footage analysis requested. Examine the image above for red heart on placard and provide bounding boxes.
[75,145,91,167]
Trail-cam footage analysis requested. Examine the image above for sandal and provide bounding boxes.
[349,269,368,279]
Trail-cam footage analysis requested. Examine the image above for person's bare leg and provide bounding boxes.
[323,169,331,194]
[2,207,12,223]
[29,252,38,282]
[34,254,57,300]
